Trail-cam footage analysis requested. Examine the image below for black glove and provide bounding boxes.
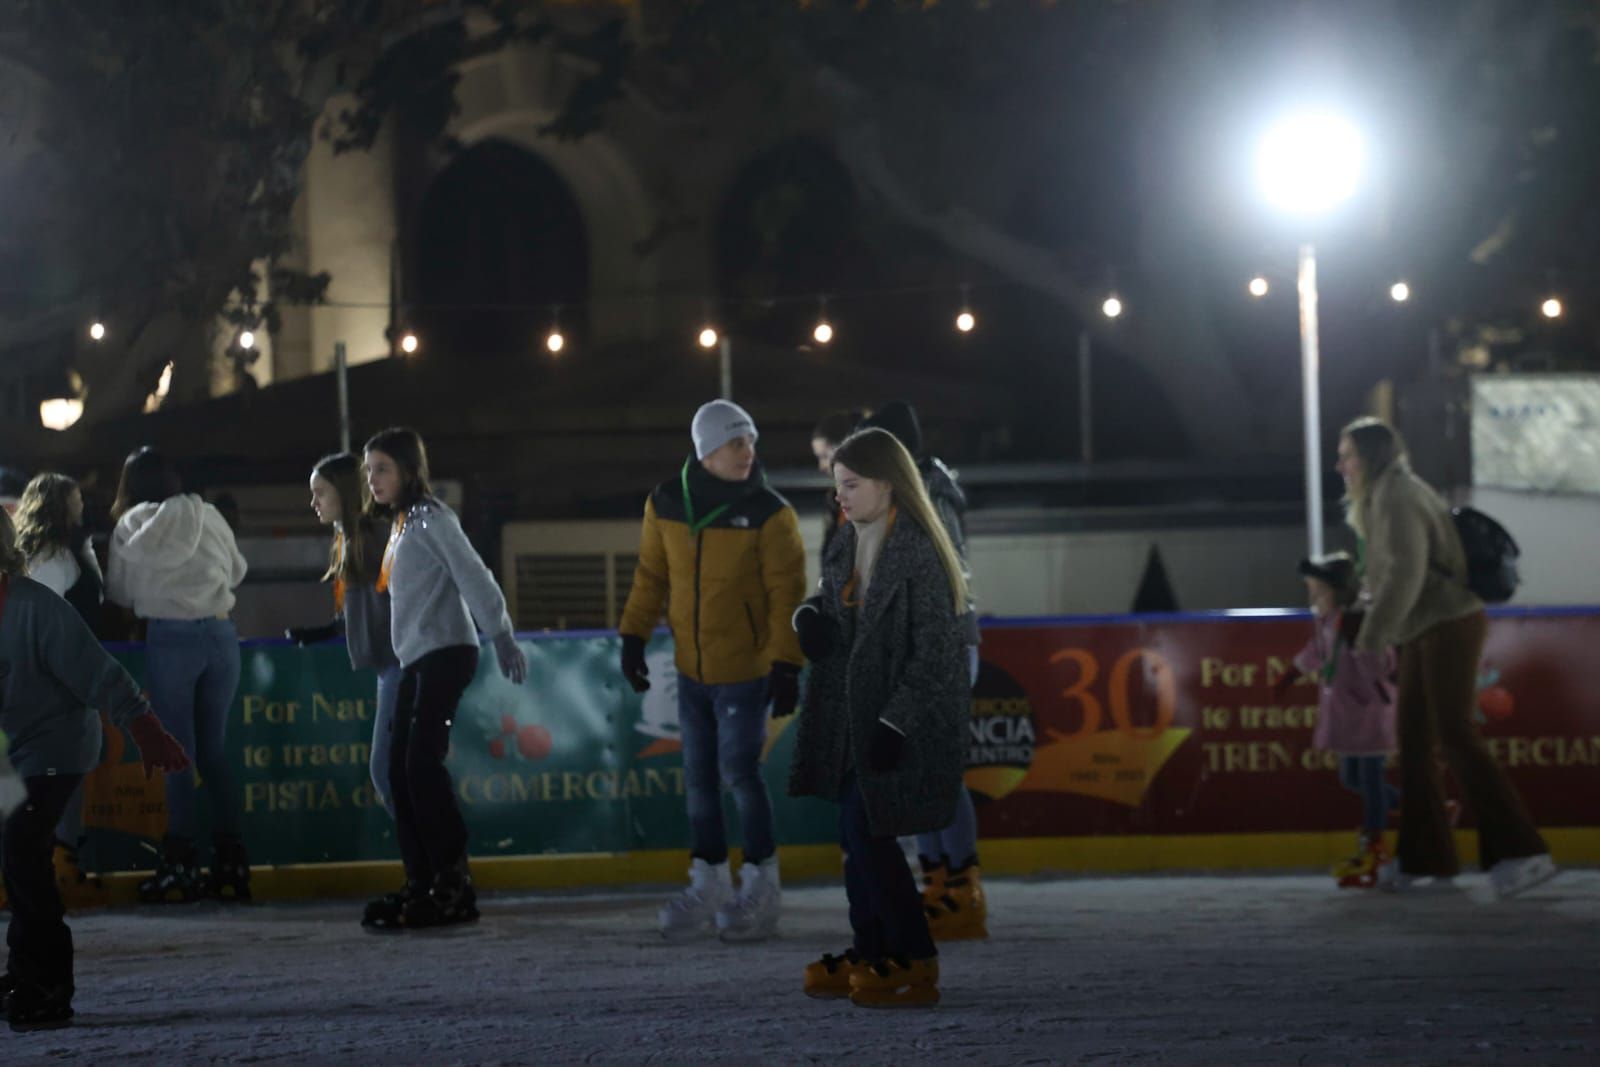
[620,634,650,693]
[793,601,840,661]
[285,622,339,646]
[865,720,906,774]
[767,662,801,718]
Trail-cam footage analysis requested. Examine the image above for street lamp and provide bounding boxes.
[697,324,732,399]
[1255,110,1365,556]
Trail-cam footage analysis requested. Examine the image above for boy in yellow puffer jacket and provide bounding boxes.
[619,400,807,943]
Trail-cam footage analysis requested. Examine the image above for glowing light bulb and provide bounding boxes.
[1541,298,1563,319]
[813,320,834,345]
[400,331,420,354]
[239,330,256,350]
[956,310,976,333]
[89,322,106,341]
[698,327,719,349]
[546,330,565,354]
[1390,282,1411,303]
[1102,296,1124,319]
[1248,277,1269,298]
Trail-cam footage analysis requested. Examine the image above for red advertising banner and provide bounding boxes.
[969,609,1600,838]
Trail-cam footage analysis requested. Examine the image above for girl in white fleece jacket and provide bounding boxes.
[105,447,250,904]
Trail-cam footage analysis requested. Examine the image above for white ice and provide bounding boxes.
[9,871,1597,1065]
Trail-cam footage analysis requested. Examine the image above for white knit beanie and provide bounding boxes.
[691,400,758,460]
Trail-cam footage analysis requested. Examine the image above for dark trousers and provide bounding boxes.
[1396,611,1547,876]
[839,773,935,963]
[390,645,479,887]
[3,775,84,989]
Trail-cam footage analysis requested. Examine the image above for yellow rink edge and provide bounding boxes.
[81,827,1600,905]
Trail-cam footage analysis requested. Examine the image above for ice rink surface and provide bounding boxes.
[7,870,1596,1065]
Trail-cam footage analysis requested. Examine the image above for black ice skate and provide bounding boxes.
[403,860,479,930]
[137,836,202,904]
[5,980,73,1033]
[203,833,252,902]
[362,881,423,932]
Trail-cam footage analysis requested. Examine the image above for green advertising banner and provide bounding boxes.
[85,635,840,873]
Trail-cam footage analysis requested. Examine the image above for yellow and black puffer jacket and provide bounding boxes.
[619,457,806,686]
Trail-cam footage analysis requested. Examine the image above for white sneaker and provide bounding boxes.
[658,859,733,941]
[1489,853,1558,900]
[717,858,782,943]
[1376,860,1458,894]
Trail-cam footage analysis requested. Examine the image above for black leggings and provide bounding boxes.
[4,774,84,989]
[390,645,479,886]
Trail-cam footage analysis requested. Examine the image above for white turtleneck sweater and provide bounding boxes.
[851,510,892,602]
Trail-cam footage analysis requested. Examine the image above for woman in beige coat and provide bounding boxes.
[1338,418,1554,897]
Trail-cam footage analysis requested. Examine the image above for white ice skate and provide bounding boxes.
[1489,853,1558,900]
[1376,860,1458,894]
[658,859,733,942]
[717,858,781,943]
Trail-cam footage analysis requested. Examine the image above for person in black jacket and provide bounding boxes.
[812,409,868,558]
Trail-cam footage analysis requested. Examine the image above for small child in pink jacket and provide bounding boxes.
[1294,553,1399,888]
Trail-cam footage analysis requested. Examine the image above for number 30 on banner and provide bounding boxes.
[1046,648,1178,740]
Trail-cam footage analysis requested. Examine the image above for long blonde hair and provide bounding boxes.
[1341,416,1407,538]
[0,508,28,577]
[14,473,80,560]
[830,428,969,612]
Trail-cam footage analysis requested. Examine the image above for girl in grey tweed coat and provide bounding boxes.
[789,427,970,1009]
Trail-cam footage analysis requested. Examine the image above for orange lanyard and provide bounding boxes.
[375,512,405,594]
[331,530,347,612]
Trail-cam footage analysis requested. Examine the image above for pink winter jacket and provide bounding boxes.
[1294,613,1398,756]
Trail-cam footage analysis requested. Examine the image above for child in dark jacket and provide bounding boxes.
[0,508,189,1030]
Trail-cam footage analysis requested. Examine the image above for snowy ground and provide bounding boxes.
[9,870,1597,1066]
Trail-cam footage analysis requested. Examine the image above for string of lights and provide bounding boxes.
[79,274,1570,357]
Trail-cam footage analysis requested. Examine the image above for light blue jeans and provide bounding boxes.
[370,664,403,817]
[915,785,979,870]
[146,618,242,838]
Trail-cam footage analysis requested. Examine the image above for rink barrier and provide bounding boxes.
[85,827,1600,904]
[77,607,1600,898]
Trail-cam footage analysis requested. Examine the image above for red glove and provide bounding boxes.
[127,714,192,780]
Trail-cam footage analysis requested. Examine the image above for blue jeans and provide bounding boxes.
[146,618,242,838]
[1339,755,1400,837]
[678,675,775,865]
[914,784,978,869]
[370,664,403,818]
[912,645,981,868]
[841,773,936,962]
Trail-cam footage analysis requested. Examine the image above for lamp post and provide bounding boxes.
[1255,111,1364,557]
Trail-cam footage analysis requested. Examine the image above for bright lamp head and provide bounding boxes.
[1256,112,1364,215]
